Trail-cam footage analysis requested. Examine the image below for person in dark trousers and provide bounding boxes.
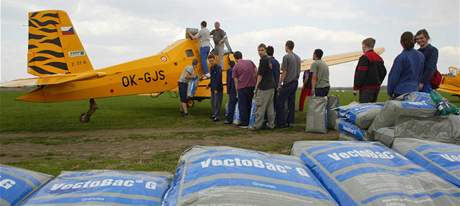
[224,60,237,124]
[267,46,280,108]
[253,44,276,130]
[208,55,223,121]
[415,29,438,93]
[299,70,312,111]
[353,38,387,103]
[276,40,301,128]
[310,49,330,97]
[178,59,198,116]
[233,51,257,128]
[387,32,425,98]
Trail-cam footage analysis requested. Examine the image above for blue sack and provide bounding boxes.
[0,164,53,206]
[187,78,198,97]
[393,138,460,188]
[403,92,435,105]
[162,146,338,206]
[248,100,257,129]
[337,103,383,129]
[232,102,240,125]
[292,141,460,206]
[22,170,171,206]
[335,118,368,141]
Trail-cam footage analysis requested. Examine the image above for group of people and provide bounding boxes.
[179,21,439,130]
[350,29,438,103]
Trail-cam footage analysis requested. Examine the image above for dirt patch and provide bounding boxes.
[0,125,339,173]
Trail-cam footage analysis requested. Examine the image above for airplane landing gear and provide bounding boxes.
[80,98,98,123]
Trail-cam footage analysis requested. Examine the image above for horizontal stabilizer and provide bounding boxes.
[0,72,105,88]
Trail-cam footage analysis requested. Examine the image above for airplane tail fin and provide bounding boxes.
[28,10,93,76]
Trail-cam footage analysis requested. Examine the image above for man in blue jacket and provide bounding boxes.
[208,55,223,121]
[224,60,237,124]
[387,32,425,98]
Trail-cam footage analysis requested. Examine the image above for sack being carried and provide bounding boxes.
[291,141,460,206]
[368,100,436,139]
[162,146,339,206]
[392,138,460,188]
[0,164,53,206]
[306,96,328,133]
[22,170,171,206]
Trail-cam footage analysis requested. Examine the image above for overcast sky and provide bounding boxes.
[1,0,459,86]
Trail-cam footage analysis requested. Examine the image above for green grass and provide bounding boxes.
[2,90,457,132]
[1,89,459,175]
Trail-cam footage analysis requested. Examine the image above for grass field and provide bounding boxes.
[1,89,459,175]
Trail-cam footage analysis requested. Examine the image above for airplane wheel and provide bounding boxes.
[80,113,90,123]
[187,99,194,108]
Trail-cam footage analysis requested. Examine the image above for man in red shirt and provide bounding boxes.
[353,38,387,103]
[232,51,257,128]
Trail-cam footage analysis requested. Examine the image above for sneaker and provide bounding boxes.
[182,112,189,117]
[213,117,220,122]
[209,115,215,119]
[223,120,232,124]
[238,124,248,129]
[201,73,210,80]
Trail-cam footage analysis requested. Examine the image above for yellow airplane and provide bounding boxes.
[1,10,384,122]
[439,66,460,97]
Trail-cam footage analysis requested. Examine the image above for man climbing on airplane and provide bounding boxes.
[210,21,232,66]
[188,21,211,79]
[178,59,198,116]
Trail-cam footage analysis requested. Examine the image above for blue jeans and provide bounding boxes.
[226,93,237,122]
[420,83,432,93]
[237,87,254,126]
[276,81,298,126]
[200,46,210,74]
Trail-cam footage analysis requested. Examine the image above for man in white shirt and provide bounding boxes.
[189,21,211,79]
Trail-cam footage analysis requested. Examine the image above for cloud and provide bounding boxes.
[230,25,366,63]
[438,46,460,73]
[1,0,458,87]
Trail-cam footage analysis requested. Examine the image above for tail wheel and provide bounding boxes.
[80,113,90,123]
[187,99,194,108]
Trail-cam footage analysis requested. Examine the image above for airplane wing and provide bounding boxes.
[438,66,460,95]
[0,72,106,88]
[301,48,385,71]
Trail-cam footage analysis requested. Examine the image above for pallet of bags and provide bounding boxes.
[392,138,460,188]
[375,115,460,147]
[22,170,171,206]
[0,164,53,206]
[162,146,339,206]
[335,118,369,141]
[291,141,460,206]
[368,100,437,139]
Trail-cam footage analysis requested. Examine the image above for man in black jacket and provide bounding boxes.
[353,38,387,103]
